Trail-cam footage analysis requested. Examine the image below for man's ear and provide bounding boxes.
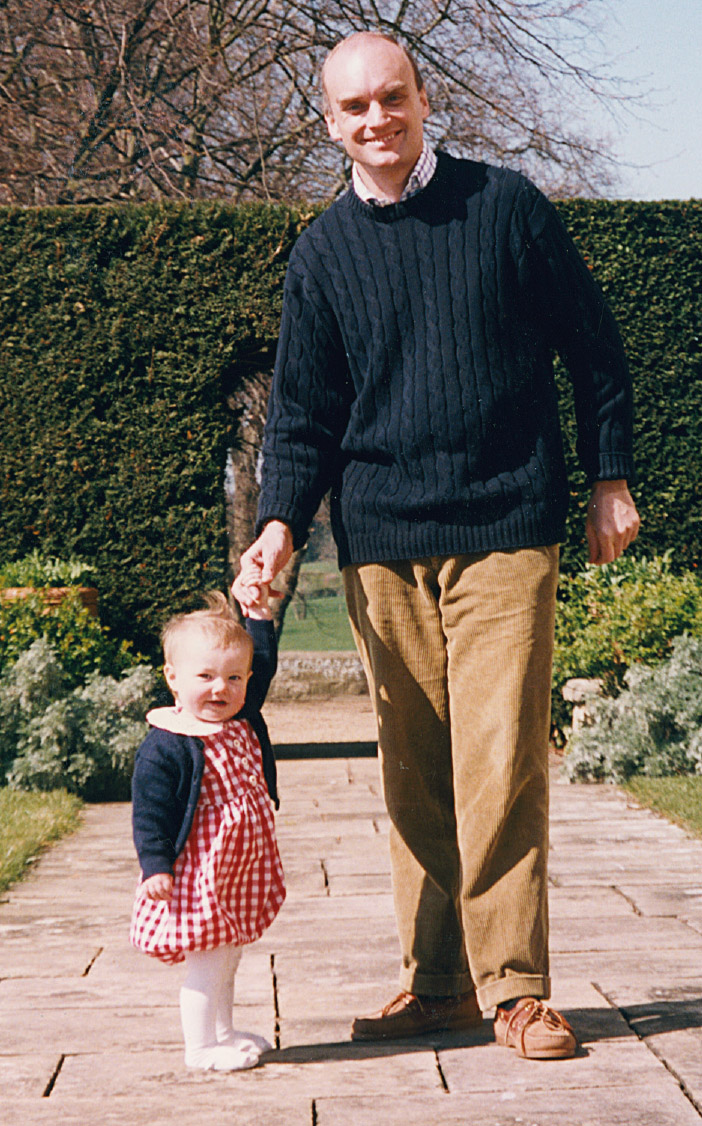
[325,110,342,142]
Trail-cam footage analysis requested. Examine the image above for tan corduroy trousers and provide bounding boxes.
[343,547,559,1011]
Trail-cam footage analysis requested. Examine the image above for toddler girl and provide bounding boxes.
[130,590,285,1071]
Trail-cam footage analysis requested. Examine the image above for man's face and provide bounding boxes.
[323,37,429,183]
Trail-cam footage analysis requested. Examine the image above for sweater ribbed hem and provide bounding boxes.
[336,515,567,570]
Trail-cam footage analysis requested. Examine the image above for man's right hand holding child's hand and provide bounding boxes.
[233,520,293,616]
[142,873,174,902]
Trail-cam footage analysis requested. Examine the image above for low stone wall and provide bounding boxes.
[269,650,368,701]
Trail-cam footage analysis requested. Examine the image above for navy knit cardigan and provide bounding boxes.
[256,153,634,565]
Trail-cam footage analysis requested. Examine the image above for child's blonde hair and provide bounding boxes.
[162,591,253,667]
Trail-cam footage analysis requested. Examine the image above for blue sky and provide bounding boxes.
[595,0,701,199]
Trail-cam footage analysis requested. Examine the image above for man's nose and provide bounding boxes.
[366,100,389,128]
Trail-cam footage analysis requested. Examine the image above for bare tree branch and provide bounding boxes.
[0,0,648,205]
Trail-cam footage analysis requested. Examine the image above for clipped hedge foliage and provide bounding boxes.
[0,203,306,657]
[554,199,702,573]
[0,198,700,655]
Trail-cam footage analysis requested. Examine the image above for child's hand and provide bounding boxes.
[234,559,279,620]
[245,582,275,621]
[142,872,174,902]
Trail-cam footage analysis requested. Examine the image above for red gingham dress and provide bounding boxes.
[130,719,285,964]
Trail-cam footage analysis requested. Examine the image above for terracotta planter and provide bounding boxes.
[0,586,99,617]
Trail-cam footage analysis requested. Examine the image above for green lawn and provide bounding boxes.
[279,592,355,651]
[0,788,83,894]
[623,776,702,839]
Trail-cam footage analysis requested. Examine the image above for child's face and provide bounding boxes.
[164,636,252,724]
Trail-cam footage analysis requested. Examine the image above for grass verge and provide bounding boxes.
[623,776,702,839]
[0,788,83,895]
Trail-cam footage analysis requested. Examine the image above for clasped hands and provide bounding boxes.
[232,520,294,615]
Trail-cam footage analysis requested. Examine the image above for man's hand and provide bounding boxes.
[585,479,640,565]
[232,520,294,615]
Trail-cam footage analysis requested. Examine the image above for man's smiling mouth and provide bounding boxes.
[365,130,402,145]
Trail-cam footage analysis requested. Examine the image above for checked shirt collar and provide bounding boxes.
[352,143,437,206]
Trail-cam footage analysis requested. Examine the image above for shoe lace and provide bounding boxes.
[381,990,417,1017]
[505,1000,573,1049]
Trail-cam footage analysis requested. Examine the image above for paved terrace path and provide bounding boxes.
[3,696,702,1125]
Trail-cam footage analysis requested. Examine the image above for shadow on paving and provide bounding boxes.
[274,740,377,759]
[269,997,702,1064]
[621,997,702,1036]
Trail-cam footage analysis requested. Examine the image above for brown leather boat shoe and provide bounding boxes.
[494,998,577,1059]
[351,989,482,1041]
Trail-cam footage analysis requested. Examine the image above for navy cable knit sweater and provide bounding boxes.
[257,153,634,566]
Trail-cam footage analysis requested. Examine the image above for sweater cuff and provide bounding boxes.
[245,617,276,644]
[255,504,308,551]
[139,854,175,880]
[592,453,636,486]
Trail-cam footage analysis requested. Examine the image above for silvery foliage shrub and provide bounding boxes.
[0,638,156,800]
[565,635,702,783]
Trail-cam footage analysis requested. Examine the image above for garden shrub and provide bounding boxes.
[0,550,95,587]
[0,590,138,685]
[552,554,702,738]
[1,638,156,800]
[564,635,702,783]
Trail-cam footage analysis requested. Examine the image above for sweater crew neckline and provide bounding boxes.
[345,153,447,221]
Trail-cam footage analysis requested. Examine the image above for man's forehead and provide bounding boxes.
[324,37,414,95]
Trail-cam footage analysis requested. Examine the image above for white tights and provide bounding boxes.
[180,945,271,1071]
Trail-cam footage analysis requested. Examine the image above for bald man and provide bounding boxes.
[235,31,639,1059]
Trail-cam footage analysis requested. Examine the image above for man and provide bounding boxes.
[234,31,639,1059]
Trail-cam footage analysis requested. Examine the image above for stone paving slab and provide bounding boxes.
[312,1078,702,1126]
[549,913,702,952]
[2,709,702,1124]
[547,885,635,918]
[613,883,702,916]
[3,1094,314,1126]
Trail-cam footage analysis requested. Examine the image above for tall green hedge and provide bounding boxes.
[555,199,702,573]
[0,203,305,656]
[0,198,700,655]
